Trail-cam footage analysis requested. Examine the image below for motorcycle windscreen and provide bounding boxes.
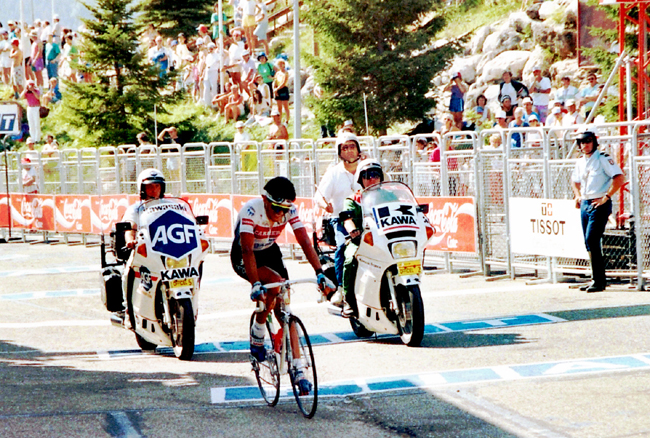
[361,182,420,235]
[141,200,201,260]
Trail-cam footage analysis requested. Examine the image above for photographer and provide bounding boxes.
[20,80,41,141]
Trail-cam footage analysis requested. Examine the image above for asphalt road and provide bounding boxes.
[2,242,650,437]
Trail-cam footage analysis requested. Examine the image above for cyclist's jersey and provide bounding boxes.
[234,198,304,251]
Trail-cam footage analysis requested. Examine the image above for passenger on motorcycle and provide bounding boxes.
[339,159,385,317]
[120,168,167,327]
[315,132,364,306]
[230,176,336,393]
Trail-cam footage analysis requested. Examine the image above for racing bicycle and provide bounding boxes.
[249,278,319,418]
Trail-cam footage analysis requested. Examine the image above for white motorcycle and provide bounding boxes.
[326,181,434,347]
[100,198,209,360]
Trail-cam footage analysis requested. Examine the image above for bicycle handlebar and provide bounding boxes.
[254,278,320,313]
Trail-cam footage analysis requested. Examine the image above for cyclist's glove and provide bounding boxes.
[250,281,266,301]
[317,273,336,292]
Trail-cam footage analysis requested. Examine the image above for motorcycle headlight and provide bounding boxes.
[166,256,189,269]
[391,241,417,259]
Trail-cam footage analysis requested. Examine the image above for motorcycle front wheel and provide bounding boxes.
[396,284,425,347]
[171,298,195,360]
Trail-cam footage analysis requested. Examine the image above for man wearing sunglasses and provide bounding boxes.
[571,131,624,292]
[230,177,336,390]
[316,132,364,305]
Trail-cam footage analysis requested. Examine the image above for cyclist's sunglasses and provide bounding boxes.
[270,203,291,214]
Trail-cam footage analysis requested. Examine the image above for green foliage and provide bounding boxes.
[304,0,462,135]
[439,0,531,40]
[57,0,173,147]
[136,0,213,38]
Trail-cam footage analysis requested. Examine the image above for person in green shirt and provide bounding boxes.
[256,53,275,99]
[339,159,385,317]
[211,2,229,42]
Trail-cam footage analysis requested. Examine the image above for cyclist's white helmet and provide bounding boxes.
[354,159,385,188]
[137,168,166,200]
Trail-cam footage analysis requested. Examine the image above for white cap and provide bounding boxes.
[529,114,539,122]
[344,120,353,126]
[206,42,216,49]
[552,107,562,114]
[566,99,576,106]
[522,97,533,104]
[271,109,280,116]
[26,137,35,144]
[235,121,244,128]
[496,110,507,119]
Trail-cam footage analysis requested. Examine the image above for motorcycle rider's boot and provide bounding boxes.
[341,260,359,318]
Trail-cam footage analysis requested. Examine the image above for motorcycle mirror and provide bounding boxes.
[417,204,429,214]
[195,215,209,225]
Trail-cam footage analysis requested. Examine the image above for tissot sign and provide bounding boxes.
[509,198,588,259]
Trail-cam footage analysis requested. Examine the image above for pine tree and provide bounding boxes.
[304,0,461,135]
[60,0,171,146]
[137,0,213,38]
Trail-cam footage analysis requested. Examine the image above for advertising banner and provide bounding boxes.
[90,195,130,234]
[182,194,233,238]
[15,194,56,231]
[509,198,588,259]
[0,194,9,227]
[54,195,92,233]
[418,196,477,253]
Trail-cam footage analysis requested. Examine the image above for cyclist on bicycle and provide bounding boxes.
[230,176,335,394]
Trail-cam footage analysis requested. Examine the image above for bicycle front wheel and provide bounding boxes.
[249,313,281,406]
[287,315,318,418]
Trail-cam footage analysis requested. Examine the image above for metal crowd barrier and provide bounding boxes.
[2,123,650,289]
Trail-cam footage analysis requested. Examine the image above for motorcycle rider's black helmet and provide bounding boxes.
[263,176,296,206]
[575,130,598,148]
[137,168,166,200]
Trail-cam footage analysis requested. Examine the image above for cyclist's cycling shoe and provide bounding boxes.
[295,369,312,395]
[250,331,266,362]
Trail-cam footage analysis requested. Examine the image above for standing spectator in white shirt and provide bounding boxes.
[529,66,551,124]
[554,76,579,107]
[0,29,11,85]
[202,42,221,106]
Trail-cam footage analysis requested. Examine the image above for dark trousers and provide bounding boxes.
[580,199,612,286]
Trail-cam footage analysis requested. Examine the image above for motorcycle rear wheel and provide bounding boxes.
[396,285,424,347]
[171,298,195,360]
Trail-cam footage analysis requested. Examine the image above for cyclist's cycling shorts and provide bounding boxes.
[230,241,289,282]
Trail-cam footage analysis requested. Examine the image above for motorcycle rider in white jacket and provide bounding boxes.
[120,168,167,328]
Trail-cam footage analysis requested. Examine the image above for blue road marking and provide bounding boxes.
[98,313,565,359]
[1,289,101,301]
[210,352,650,403]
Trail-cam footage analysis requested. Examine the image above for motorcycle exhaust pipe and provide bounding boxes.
[109,312,126,328]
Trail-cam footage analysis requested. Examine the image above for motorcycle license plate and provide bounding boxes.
[170,278,193,288]
[397,260,421,276]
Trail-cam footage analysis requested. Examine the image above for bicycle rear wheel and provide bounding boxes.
[287,315,318,418]
[249,313,281,406]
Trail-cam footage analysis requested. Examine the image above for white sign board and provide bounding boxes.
[509,198,588,259]
[0,103,21,135]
